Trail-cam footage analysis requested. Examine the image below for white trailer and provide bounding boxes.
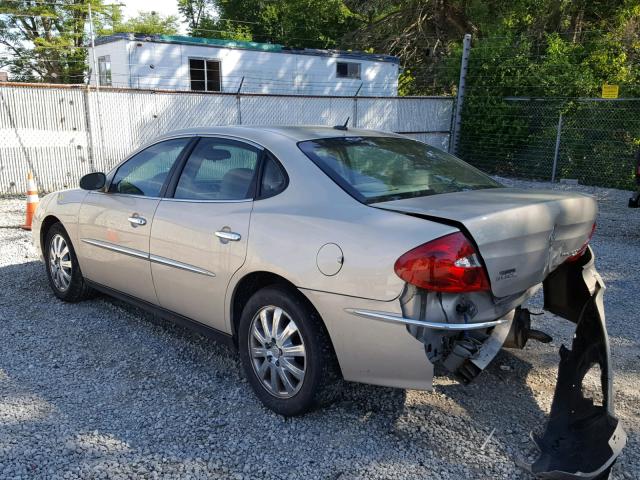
[88,34,399,96]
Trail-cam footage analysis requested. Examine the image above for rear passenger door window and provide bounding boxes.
[174,138,260,200]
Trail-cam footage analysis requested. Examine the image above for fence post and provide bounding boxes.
[551,112,563,182]
[83,88,95,172]
[452,33,471,155]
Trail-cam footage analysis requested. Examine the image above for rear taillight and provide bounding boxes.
[565,223,596,263]
[394,232,490,293]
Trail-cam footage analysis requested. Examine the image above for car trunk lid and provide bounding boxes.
[372,188,597,298]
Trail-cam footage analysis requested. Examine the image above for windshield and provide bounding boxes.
[298,136,502,203]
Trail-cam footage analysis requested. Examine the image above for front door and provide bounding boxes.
[149,137,261,331]
[77,137,192,304]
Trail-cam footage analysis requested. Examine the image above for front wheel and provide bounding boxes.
[44,223,93,302]
[238,285,335,416]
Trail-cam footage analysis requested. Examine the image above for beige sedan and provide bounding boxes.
[33,126,623,478]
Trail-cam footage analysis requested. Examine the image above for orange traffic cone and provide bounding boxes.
[21,172,39,231]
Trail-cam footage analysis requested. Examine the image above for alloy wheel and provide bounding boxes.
[249,305,307,398]
[49,233,72,292]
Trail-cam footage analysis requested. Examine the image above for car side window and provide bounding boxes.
[110,138,190,197]
[174,138,259,200]
[259,154,287,199]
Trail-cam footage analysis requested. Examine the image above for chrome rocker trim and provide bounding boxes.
[345,309,509,330]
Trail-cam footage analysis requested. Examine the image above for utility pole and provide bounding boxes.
[451,33,471,155]
[88,3,99,90]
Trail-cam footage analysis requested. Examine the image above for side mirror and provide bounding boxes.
[79,172,106,191]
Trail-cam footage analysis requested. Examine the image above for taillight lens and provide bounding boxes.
[565,223,596,263]
[394,232,490,293]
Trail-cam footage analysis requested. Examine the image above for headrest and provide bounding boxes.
[205,148,231,161]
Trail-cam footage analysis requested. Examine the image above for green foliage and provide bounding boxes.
[179,0,360,48]
[177,0,214,35]
[191,17,254,41]
[444,1,640,189]
[0,0,113,83]
[111,11,180,36]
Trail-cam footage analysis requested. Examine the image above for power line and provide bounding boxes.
[0,0,124,5]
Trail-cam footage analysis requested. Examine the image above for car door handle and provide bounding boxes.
[128,215,147,227]
[215,231,241,242]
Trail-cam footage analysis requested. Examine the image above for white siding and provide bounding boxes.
[89,40,398,96]
[89,39,129,87]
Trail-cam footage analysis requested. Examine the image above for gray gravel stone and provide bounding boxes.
[0,179,638,479]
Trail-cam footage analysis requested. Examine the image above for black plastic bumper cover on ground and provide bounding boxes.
[524,247,626,479]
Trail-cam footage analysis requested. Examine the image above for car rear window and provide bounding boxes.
[298,136,501,203]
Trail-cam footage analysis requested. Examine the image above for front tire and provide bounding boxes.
[44,222,92,302]
[238,285,335,416]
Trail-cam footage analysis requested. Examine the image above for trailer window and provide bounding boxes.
[189,58,221,92]
[336,62,361,79]
[98,55,112,86]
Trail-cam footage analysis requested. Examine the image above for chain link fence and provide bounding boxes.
[0,83,454,194]
[446,30,640,191]
[457,97,639,189]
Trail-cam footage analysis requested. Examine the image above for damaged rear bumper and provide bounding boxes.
[305,247,625,478]
[340,246,626,479]
[523,246,626,479]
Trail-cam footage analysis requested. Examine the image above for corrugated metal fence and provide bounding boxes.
[0,83,454,194]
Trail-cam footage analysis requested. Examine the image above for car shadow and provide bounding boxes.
[0,260,556,478]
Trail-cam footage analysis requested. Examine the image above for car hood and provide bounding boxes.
[371,188,598,298]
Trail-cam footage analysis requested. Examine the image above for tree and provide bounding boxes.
[343,0,639,96]
[178,0,360,48]
[344,0,472,95]
[112,11,180,36]
[0,0,112,83]
[177,0,215,34]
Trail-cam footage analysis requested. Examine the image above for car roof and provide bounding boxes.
[154,125,400,143]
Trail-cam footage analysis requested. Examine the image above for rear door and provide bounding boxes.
[149,137,262,332]
[77,137,192,304]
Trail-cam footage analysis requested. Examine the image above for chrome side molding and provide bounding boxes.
[81,238,148,260]
[345,308,509,331]
[149,254,215,277]
[81,238,215,277]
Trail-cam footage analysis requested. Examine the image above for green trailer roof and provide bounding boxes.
[94,33,399,63]
[95,33,283,52]
[153,35,283,52]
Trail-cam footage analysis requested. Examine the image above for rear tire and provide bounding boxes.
[238,285,335,416]
[44,222,93,302]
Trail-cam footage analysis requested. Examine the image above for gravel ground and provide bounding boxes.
[0,179,638,479]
